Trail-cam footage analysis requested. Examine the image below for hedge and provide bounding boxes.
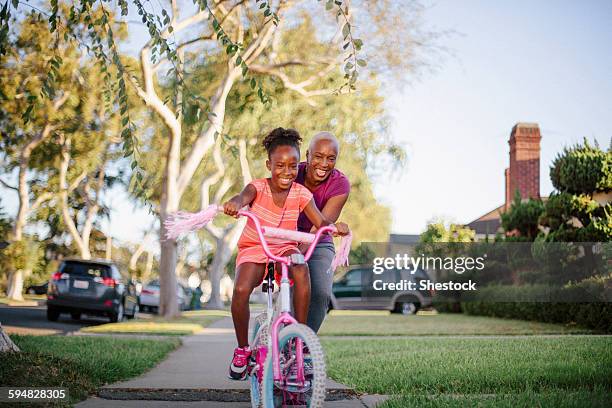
[457,276,612,332]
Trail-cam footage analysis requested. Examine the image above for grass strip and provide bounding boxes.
[323,336,611,401]
[381,389,611,408]
[80,309,229,335]
[0,335,180,406]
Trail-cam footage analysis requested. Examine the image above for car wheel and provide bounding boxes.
[110,302,124,323]
[70,312,81,320]
[27,288,36,295]
[47,307,60,321]
[394,301,419,315]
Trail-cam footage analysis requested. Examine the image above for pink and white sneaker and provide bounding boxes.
[228,346,251,380]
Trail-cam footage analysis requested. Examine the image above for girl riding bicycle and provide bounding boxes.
[223,128,349,380]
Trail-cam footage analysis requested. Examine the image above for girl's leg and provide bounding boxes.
[278,249,311,324]
[232,262,265,347]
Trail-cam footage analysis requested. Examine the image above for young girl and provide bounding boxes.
[223,128,349,380]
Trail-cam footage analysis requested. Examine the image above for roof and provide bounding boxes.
[465,204,505,235]
[389,234,421,245]
[465,197,549,236]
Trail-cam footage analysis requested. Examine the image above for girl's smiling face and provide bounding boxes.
[266,145,300,191]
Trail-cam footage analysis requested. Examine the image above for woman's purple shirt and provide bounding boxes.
[295,162,350,244]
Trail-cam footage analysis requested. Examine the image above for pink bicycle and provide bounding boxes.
[165,205,351,408]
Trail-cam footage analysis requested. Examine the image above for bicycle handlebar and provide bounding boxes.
[237,209,336,264]
[164,203,351,269]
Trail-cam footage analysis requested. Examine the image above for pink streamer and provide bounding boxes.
[331,232,352,271]
[164,204,221,240]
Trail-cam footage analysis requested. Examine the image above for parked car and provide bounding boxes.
[26,281,49,295]
[330,265,434,315]
[46,259,139,322]
[139,279,190,313]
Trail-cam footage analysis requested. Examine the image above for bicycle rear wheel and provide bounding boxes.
[261,323,326,407]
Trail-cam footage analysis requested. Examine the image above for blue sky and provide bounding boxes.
[2,0,611,247]
[375,0,612,233]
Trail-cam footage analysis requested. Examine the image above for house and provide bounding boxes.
[466,122,546,240]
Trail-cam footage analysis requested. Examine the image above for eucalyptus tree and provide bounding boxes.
[2,1,438,317]
[136,12,419,307]
[0,9,127,299]
[0,12,81,300]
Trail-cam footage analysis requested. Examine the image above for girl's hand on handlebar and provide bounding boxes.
[223,198,242,218]
[333,222,350,237]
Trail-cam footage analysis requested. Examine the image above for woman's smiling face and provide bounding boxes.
[306,138,338,183]
[266,145,300,191]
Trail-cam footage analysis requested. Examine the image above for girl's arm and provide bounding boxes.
[223,184,257,217]
[302,199,349,236]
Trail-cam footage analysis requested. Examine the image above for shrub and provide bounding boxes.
[550,139,612,194]
[460,276,612,332]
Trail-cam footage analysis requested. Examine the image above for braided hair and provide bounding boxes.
[262,127,302,158]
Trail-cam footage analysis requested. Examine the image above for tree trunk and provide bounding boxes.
[158,172,180,317]
[206,237,232,309]
[0,324,19,352]
[207,221,245,309]
[159,221,180,317]
[6,270,24,301]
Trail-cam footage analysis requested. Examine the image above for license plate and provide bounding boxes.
[73,280,89,289]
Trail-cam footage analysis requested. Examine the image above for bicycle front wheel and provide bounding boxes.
[261,323,326,408]
[250,313,268,408]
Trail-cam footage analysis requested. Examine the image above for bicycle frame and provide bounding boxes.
[237,209,335,383]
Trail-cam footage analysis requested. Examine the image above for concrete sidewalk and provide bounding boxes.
[76,316,387,407]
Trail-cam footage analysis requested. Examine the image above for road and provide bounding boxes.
[0,304,110,335]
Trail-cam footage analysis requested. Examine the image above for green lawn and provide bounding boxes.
[323,336,612,407]
[319,310,592,336]
[0,335,180,406]
[79,309,229,335]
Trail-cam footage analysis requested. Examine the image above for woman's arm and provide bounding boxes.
[223,184,257,217]
[302,199,349,235]
[308,193,349,233]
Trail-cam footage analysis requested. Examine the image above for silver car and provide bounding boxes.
[139,279,189,313]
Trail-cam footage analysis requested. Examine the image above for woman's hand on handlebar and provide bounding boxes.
[223,197,242,218]
[333,222,350,237]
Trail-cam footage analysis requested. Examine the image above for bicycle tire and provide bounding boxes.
[250,312,268,408]
[261,323,326,408]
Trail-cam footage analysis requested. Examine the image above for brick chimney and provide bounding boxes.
[505,123,541,209]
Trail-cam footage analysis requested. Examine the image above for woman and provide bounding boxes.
[295,131,350,332]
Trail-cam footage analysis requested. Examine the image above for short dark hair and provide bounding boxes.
[262,127,302,157]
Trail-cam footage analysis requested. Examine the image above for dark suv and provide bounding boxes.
[46,259,138,322]
[330,265,434,315]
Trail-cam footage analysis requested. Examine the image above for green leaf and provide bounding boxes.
[326,0,333,11]
[342,23,350,39]
[250,78,256,89]
[357,59,367,67]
